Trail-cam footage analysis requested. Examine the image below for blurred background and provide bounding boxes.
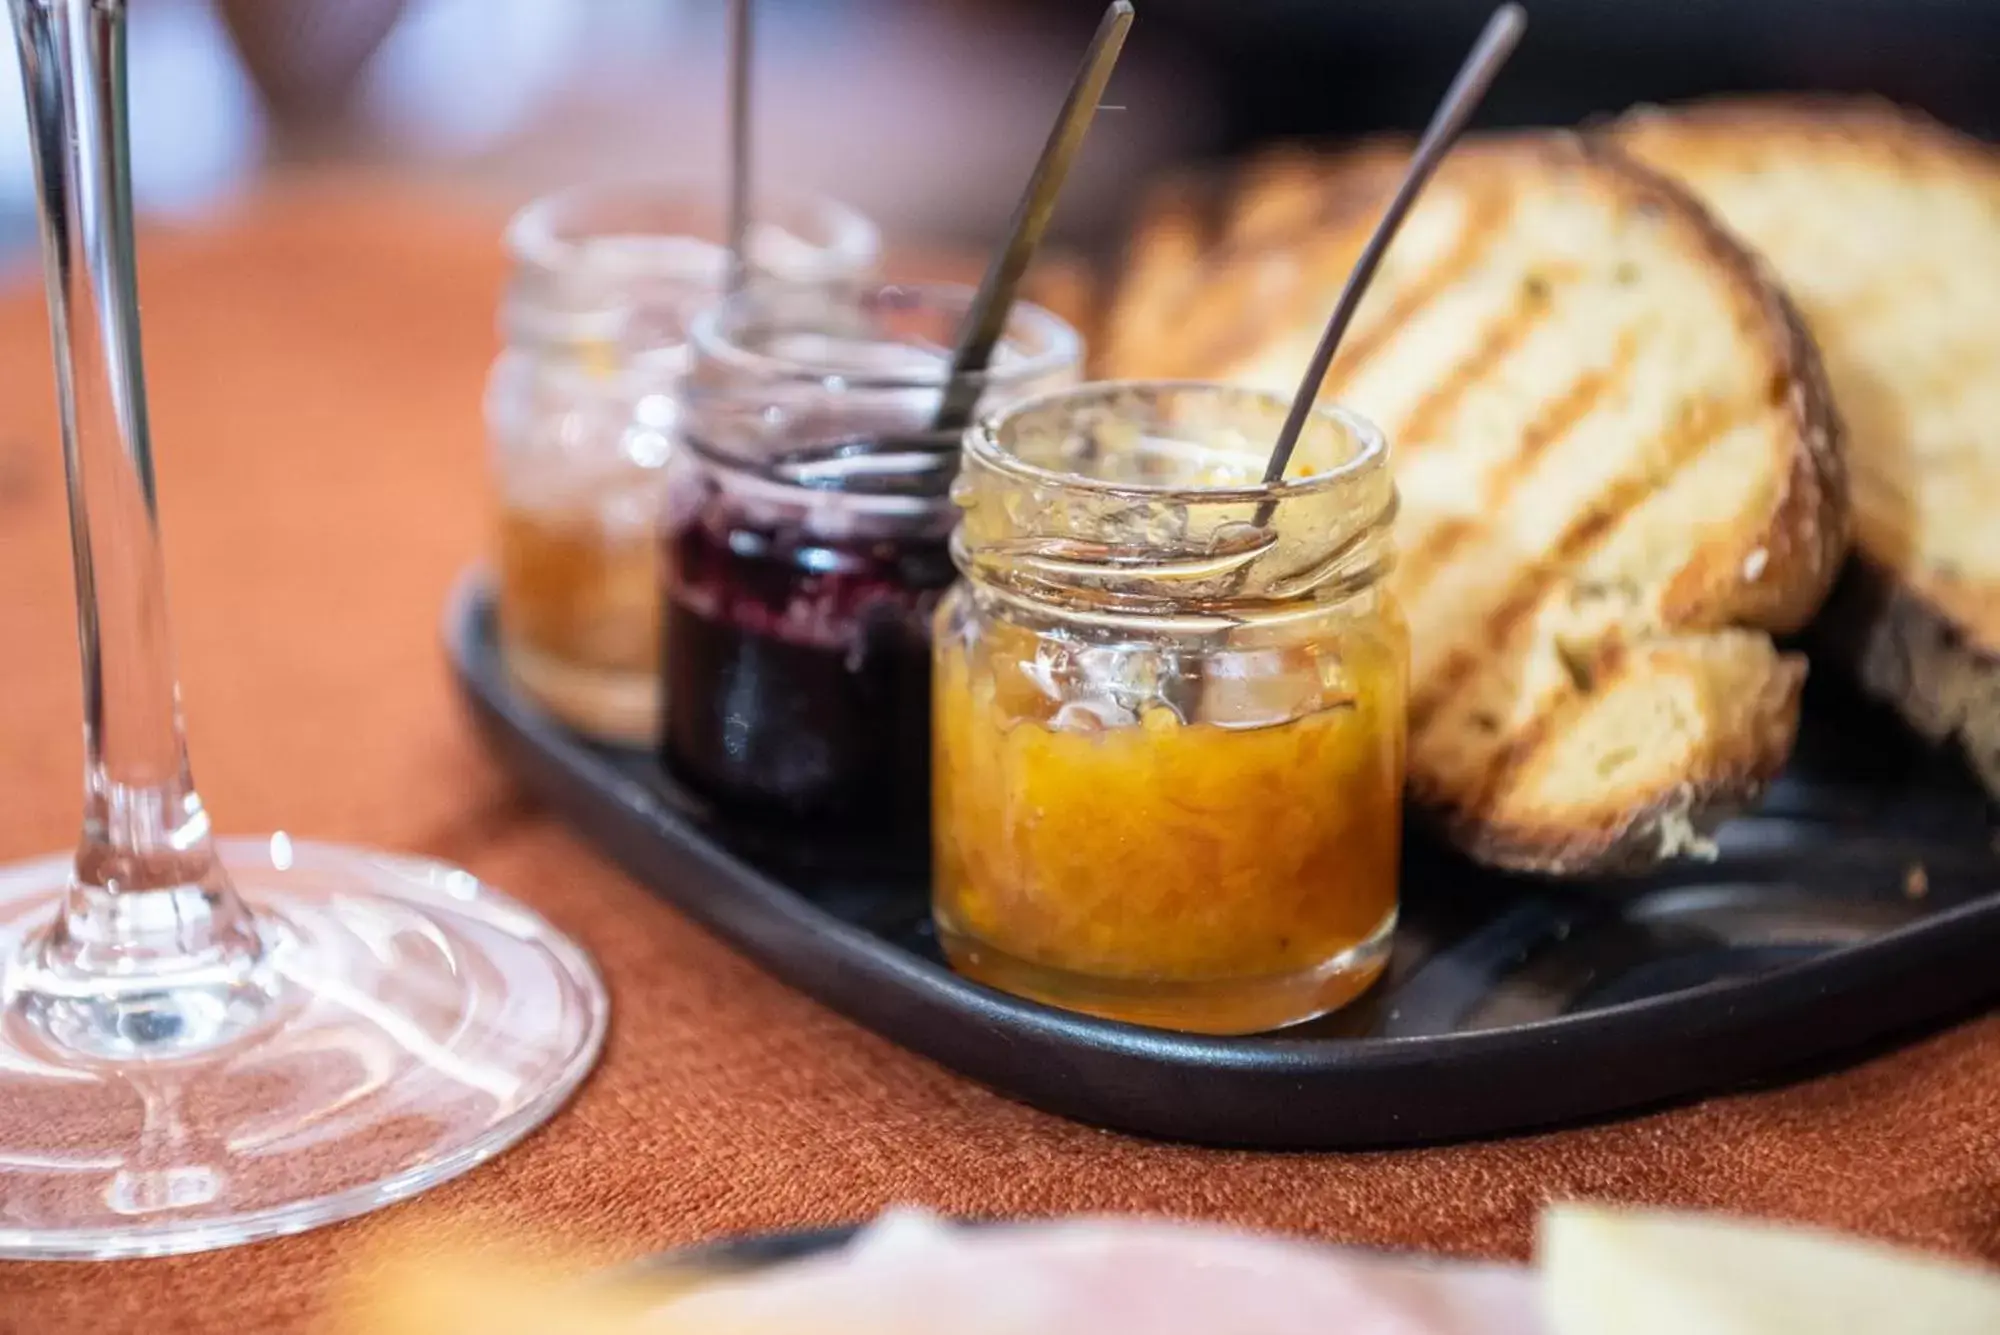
[1,0,1997,266]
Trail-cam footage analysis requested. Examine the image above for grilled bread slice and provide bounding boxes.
[1097,139,1411,380]
[1108,134,1847,874]
[1614,99,2000,797]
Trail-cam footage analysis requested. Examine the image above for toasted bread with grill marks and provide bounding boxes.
[1106,133,1847,874]
[1096,139,1411,380]
[1613,98,2000,797]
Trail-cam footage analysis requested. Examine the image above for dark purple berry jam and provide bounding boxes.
[661,493,954,836]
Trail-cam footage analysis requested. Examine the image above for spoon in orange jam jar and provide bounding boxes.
[933,382,1406,1034]
[931,3,1527,1035]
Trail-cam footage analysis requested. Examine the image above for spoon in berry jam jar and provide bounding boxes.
[657,4,1127,853]
[663,284,1082,847]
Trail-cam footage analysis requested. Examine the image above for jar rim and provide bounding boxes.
[966,379,1389,502]
[682,422,962,517]
[689,281,1083,394]
[504,175,881,284]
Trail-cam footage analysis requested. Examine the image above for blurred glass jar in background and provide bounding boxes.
[934,381,1406,1034]
[663,282,1081,843]
[487,180,882,745]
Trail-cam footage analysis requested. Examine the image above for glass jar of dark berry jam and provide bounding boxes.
[665,282,1081,838]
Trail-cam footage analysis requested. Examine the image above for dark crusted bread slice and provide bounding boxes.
[1613,98,2000,796]
[1104,133,1847,874]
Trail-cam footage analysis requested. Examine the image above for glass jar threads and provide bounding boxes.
[487,179,881,745]
[664,282,1083,839]
[934,381,1407,1034]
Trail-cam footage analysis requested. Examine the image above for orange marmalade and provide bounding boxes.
[933,381,1406,1035]
[486,182,881,746]
[497,491,664,744]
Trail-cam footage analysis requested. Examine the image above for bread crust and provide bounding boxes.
[1440,643,1809,876]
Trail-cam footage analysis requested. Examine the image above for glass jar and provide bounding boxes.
[934,381,1407,1034]
[664,282,1082,840]
[487,179,881,746]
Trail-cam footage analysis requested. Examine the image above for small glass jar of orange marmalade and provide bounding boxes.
[934,381,1406,1034]
[487,180,880,745]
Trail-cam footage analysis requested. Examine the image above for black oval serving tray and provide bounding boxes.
[614,1218,1433,1283]
[626,1225,866,1282]
[449,579,2000,1149]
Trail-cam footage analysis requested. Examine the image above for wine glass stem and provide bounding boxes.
[10,0,263,1003]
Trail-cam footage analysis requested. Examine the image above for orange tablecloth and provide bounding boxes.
[0,179,1997,1333]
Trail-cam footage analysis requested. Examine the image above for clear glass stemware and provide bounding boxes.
[0,0,608,1259]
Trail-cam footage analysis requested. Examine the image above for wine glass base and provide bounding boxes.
[0,836,607,1260]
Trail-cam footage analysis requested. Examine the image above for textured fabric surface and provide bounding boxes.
[0,179,1996,1333]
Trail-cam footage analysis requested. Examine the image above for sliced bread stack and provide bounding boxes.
[1614,99,2000,799]
[1099,133,1848,875]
